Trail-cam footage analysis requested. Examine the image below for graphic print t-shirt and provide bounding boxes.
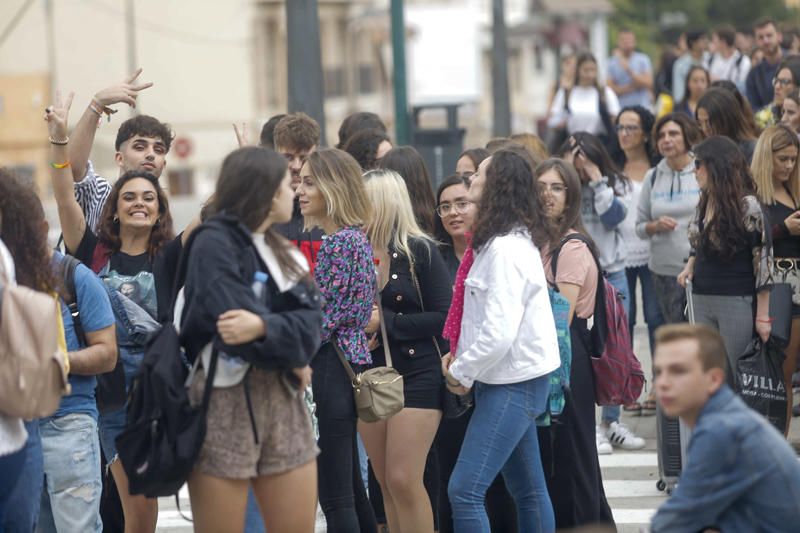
[73,229,157,318]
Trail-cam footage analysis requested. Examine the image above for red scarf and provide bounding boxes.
[442,236,474,356]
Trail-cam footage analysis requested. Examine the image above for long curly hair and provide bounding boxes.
[95,171,175,257]
[471,149,557,252]
[0,169,57,292]
[691,136,756,259]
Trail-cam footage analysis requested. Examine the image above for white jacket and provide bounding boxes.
[448,231,560,389]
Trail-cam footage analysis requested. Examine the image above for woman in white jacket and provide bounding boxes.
[442,149,560,533]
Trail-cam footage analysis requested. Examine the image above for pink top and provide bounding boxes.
[541,234,598,320]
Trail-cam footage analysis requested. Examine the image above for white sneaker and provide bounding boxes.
[605,421,646,450]
[596,425,613,455]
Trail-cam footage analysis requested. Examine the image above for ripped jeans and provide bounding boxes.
[38,413,103,533]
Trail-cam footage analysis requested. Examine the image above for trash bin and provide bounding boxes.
[411,104,466,189]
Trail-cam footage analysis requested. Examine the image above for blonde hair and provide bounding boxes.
[363,168,434,265]
[510,133,549,161]
[752,124,800,205]
[304,148,371,231]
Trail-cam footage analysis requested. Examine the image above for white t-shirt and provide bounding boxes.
[548,86,622,137]
[621,179,650,268]
[709,51,751,88]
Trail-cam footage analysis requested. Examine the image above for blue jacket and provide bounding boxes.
[651,384,800,532]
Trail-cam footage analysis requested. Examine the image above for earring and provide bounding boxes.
[113,215,119,223]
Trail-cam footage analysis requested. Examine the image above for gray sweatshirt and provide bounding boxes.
[581,177,628,273]
[635,158,701,276]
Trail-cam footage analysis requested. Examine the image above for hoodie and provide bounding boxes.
[581,176,629,274]
[273,200,325,272]
[635,158,701,276]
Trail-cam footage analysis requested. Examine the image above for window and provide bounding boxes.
[167,168,194,196]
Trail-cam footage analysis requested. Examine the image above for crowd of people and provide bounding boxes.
[3,14,800,533]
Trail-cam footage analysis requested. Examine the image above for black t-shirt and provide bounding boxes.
[71,228,183,321]
[765,201,800,258]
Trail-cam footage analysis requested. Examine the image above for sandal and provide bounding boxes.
[623,402,642,415]
[641,397,657,416]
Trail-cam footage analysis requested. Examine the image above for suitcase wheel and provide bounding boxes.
[656,479,666,492]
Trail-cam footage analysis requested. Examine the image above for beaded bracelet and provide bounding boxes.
[50,161,70,169]
[49,136,69,145]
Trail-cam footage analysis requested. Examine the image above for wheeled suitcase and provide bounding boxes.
[655,280,694,495]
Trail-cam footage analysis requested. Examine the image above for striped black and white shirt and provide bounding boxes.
[74,160,112,234]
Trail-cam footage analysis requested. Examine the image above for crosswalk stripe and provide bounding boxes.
[612,508,658,525]
[604,480,665,499]
[599,452,658,468]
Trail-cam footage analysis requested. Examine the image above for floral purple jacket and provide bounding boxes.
[314,226,376,364]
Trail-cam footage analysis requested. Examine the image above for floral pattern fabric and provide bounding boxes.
[314,226,376,365]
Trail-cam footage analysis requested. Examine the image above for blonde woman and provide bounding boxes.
[359,169,452,533]
[752,124,800,430]
[295,148,377,532]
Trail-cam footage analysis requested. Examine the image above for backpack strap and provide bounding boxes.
[550,232,589,281]
[60,254,87,347]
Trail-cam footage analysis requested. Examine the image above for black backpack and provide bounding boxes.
[59,254,127,414]
[114,226,219,498]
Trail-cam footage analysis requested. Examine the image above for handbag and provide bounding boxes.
[409,258,473,419]
[333,286,403,423]
[772,258,800,305]
[768,281,793,349]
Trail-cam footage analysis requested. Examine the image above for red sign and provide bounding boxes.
[174,137,193,159]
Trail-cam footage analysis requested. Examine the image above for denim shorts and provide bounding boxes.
[98,347,143,463]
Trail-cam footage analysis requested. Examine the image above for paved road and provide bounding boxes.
[151,278,800,532]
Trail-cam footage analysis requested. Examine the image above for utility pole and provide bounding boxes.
[390,0,410,145]
[44,0,56,100]
[491,0,511,137]
[125,0,139,115]
[286,0,327,143]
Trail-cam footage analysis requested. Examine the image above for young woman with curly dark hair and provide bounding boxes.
[46,92,197,533]
[678,136,773,380]
[442,149,560,531]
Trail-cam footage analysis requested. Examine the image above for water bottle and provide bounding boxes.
[252,271,269,300]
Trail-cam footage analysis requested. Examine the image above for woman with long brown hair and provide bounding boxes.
[442,149,560,531]
[678,136,773,379]
[535,158,615,529]
[48,94,196,533]
[179,147,322,531]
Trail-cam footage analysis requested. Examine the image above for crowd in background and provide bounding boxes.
[2,14,800,533]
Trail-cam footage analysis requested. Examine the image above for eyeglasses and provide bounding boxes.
[537,182,568,195]
[615,124,641,134]
[773,77,794,87]
[436,200,473,217]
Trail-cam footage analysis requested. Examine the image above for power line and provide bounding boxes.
[0,0,36,48]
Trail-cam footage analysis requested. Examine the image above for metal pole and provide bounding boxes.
[390,0,410,145]
[125,0,139,115]
[286,0,327,143]
[491,0,511,137]
[44,0,56,100]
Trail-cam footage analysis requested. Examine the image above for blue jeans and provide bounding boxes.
[625,265,665,359]
[38,413,103,533]
[448,376,554,533]
[0,445,27,529]
[244,488,265,533]
[4,420,43,532]
[98,346,144,462]
[602,270,630,424]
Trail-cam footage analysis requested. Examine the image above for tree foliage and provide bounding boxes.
[610,0,797,58]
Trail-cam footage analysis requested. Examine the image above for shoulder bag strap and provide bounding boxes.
[376,281,394,368]
[550,232,586,280]
[409,255,443,358]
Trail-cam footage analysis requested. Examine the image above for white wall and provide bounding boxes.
[0,0,255,184]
